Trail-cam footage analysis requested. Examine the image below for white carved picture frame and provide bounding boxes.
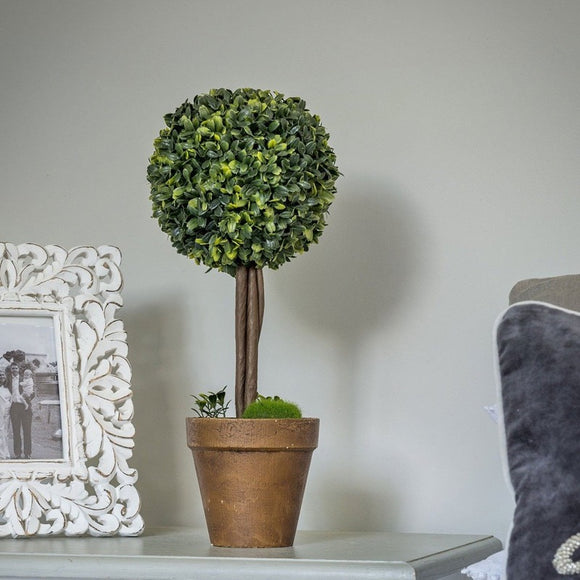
[0,243,143,537]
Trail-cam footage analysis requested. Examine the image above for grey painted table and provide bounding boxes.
[0,527,501,579]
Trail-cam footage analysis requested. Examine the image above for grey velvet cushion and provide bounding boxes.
[497,301,580,578]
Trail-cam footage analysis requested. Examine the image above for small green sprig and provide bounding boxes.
[191,387,231,417]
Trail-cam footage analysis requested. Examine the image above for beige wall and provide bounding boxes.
[2,0,579,542]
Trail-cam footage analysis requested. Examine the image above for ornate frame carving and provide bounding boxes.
[0,243,143,537]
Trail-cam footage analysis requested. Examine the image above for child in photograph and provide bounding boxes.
[9,364,25,407]
[20,369,34,410]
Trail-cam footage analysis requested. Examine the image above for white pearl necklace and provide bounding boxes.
[553,533,580,575]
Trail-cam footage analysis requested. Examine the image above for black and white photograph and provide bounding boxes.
[0,312,64,461]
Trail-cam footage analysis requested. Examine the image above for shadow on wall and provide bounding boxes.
[274,179,422,338]
[273,179,424,437]
[123,297,199,528]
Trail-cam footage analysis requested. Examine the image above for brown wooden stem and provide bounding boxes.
[235,266,264,417]
[235,267,248,417]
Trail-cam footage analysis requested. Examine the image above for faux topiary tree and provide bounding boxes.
[147,88,339,417]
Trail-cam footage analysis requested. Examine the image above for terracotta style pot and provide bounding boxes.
[186,417,319,548]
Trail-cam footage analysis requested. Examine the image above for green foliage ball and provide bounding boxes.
[147,88,340,276]
[242,396,302,419]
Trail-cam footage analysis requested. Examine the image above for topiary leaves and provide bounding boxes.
[147,88,340,275]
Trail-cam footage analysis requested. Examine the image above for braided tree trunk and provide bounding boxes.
[235,266,264,417]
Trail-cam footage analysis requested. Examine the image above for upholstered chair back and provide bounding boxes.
[509,274,580,311]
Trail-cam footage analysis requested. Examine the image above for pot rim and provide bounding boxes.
[186,416,319,421]
[186,416,319,451]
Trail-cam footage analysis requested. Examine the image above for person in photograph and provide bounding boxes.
[8,362,34,459]
[0,367,11,460]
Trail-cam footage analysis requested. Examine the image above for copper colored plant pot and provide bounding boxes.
[186,417,319,548]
